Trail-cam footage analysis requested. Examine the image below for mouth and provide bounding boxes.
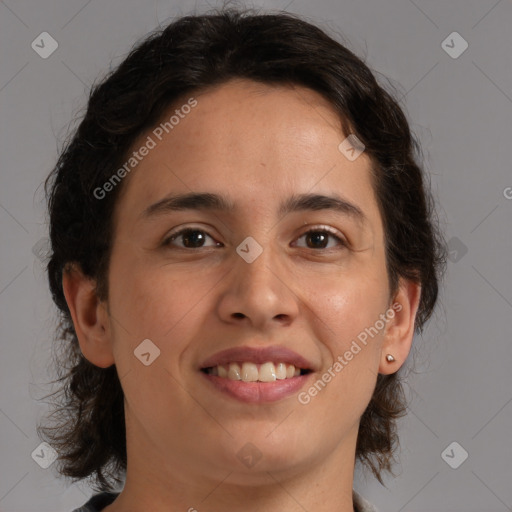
[200,362,313,382]
[198,345,316,403]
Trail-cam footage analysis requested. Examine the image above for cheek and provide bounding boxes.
[302,273,388,417]
[108,259,210,339]
[300,279,385,419]
[304,269,389,355]
[106,263,207,418]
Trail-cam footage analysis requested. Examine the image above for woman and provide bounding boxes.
[40,7,446,512]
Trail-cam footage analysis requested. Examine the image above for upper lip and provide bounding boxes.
[199,345,316,371]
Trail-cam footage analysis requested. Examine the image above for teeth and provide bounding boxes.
[227,363,241,381]
[206,362,304,382]
[259,362,276,382]
[275,362,287,380]
[241,362,259,382]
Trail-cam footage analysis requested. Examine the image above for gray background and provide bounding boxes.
[1,0,511,511]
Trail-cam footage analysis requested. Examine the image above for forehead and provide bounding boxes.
[113,79,380,227]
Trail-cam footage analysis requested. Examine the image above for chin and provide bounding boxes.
[211,434,314,480]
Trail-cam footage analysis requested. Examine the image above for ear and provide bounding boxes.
[379,278,421,374]
[61,262,115,368]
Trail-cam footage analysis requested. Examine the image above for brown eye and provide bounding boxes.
[164,228,220,249]
[294,229,346,250]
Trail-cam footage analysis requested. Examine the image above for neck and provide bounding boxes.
[104,406,360,512]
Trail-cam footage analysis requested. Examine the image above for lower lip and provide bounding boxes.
[200,372,313,403]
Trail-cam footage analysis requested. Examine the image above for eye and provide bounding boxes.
[293,227,347,250]
[162,226,346,251]
[163,228,221,249]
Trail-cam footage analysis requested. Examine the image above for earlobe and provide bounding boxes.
[61,263,115,368]
[379,279,422,375]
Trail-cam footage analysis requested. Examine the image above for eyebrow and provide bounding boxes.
[140,191,367,224]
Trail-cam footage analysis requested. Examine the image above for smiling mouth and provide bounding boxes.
[201,361,312,382]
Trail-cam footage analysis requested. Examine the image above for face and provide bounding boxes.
[93,79,405,485]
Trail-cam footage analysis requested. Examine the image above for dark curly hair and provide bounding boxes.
[39,5,447,492]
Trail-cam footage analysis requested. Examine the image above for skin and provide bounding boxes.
[63,78,420,512]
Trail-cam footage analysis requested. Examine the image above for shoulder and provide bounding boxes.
[71,492,119,512]
[353,488,379,512]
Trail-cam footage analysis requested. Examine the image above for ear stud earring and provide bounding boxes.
[385,354,395,362]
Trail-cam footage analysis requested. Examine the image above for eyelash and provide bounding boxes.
[162,226,347,251]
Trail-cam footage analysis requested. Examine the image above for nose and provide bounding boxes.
[216,241,299,330]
